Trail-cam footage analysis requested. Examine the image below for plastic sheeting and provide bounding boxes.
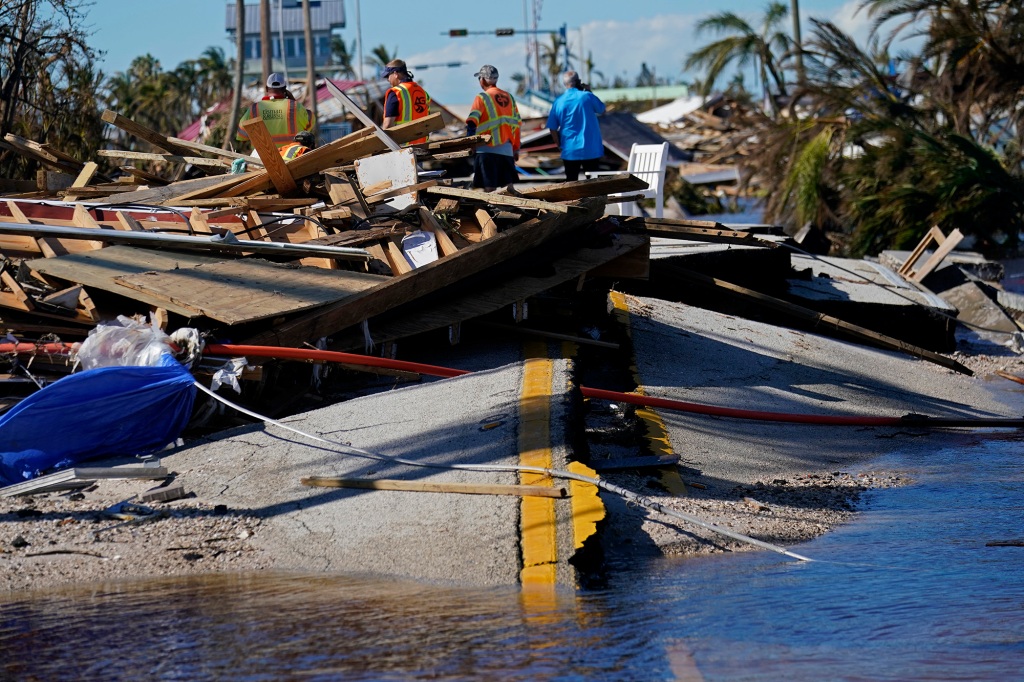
[0,353,196,486]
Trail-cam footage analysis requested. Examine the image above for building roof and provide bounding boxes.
[637,94,719,125]
[226,0,345,34]
[590,84,690,103]
[597,112,693,166]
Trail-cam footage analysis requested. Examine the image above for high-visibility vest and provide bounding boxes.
[236,99,314,148]
[467,87,521,151]
[279,142,309,160]
[385,81,431,144]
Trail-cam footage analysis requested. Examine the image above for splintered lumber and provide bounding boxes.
[0,221,371,261]
[244,197,606,347]
[240,117,298,195]
[640,218,778,247]
[166,136,265,166]
[514,173,650,201]
[364,178,442,205]
[425,186,578,214]
[92,171,260,206]
[217,113,445,199]
[101,109,199,158]
[301,476,568,498]
[113,259,388,325]
[1,134,83,175]
[97,149,231,168]
[327,231,649,350]
[664,264,973,375]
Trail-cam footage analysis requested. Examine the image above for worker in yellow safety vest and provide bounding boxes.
[279,131,315,160]
[381,59,431,144]
[236,72,315,149]
[465,64,522,191]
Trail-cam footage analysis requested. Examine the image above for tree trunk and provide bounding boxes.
[302,0,318,136]
[224,0,246,150]
[260,0,272,84]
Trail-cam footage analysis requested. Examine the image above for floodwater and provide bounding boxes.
[2,428,1023,681]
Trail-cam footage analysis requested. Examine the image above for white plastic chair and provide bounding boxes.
[586,142,669,218]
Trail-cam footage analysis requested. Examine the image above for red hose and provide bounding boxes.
[4,341,1020,428]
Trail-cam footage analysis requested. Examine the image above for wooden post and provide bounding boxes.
[240,117,298,195]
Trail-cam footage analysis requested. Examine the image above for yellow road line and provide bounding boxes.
[519,343,557,585]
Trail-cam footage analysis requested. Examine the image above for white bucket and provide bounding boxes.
[401,230,439,268]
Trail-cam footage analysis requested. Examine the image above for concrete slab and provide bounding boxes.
[620,293,1019,489]
[162,359,588,587]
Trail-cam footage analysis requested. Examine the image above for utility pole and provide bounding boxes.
[225,0,246,149]
[302,0,318,133]
[260,0,271,84]
[791,0,805,87]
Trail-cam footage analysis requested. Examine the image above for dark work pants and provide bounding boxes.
[563,158,600,182]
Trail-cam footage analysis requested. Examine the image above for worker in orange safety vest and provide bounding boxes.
[278,131,315,160]
[465,64,522,191]
[381,59,431,144]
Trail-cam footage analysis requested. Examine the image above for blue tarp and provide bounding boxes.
[0,354,196,485]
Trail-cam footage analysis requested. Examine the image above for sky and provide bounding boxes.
[82,0,883,106]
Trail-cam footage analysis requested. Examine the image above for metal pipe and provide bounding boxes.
[0,221,370,260]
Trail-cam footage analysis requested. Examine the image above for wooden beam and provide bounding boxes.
[476,208,498,239]
[100,109,200,158]
[385,240,413,274]
[166,136,265,166]
[513,173,649,201]
[97,149,230,168]
[418,207,459,257]
[239,117,298,195]
[911,229,964,282]
[364,178,442,205]
[301,476,568,498]
[425,186,578,214]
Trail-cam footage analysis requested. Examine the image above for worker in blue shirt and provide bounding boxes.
[546,71,606,181]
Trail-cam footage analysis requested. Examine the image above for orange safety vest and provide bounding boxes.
[467,87,521,151]
[385,81,431,144]
[279,142,309,160]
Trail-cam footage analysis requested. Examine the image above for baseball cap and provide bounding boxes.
[473,65,499,80]
[266,72,288,88]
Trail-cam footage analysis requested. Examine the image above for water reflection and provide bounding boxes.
[3,436,1024,680]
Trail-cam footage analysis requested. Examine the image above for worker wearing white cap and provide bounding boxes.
[236,72,316,149]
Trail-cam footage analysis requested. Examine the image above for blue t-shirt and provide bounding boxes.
[546,88,606,161]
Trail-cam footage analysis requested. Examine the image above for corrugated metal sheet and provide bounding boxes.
[225,0,345,34]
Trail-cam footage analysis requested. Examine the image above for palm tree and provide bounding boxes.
[684,1,792,114]
[329,36,358,79]
[365,44,398,75]
[539,32,576,93]
[224,0,246,149]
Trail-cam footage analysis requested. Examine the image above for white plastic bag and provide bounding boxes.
[76,315,173,370]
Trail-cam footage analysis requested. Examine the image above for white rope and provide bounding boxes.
[192,381,813,562]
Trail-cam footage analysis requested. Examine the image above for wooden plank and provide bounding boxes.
[240,117,298,195]
[0,271,33,310]
[385,240,413,275]
[418,207,459,257]
[113,258,389,325]
[242,198,606,347]
[96,172,257,207]
[475,208,498,239]
[663,264,973,375]
[641,220,777,247]
[166,136,265,166]
[97,149,230,168]
[326,231,649,350]
[189,207,213,235]
[71,204,106,251]
[70,162,99,189]
[365,179,441,205]
[514,173,649,201]
[26,246,222,317]
[2,134,82,174]
[364,243,391,274]
[6,200,68,257]
[100,109,200,158]
[114,211,146,232]
[301,476,568,498]
[425,186,577,214]
[910,229,964,282]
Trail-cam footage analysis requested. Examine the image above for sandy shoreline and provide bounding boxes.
[1,350,1020,593]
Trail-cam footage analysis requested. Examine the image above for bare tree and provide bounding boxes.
[224,0,246,149]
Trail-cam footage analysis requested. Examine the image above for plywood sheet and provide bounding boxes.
[113,258,388,325]
[26,246,222,317]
